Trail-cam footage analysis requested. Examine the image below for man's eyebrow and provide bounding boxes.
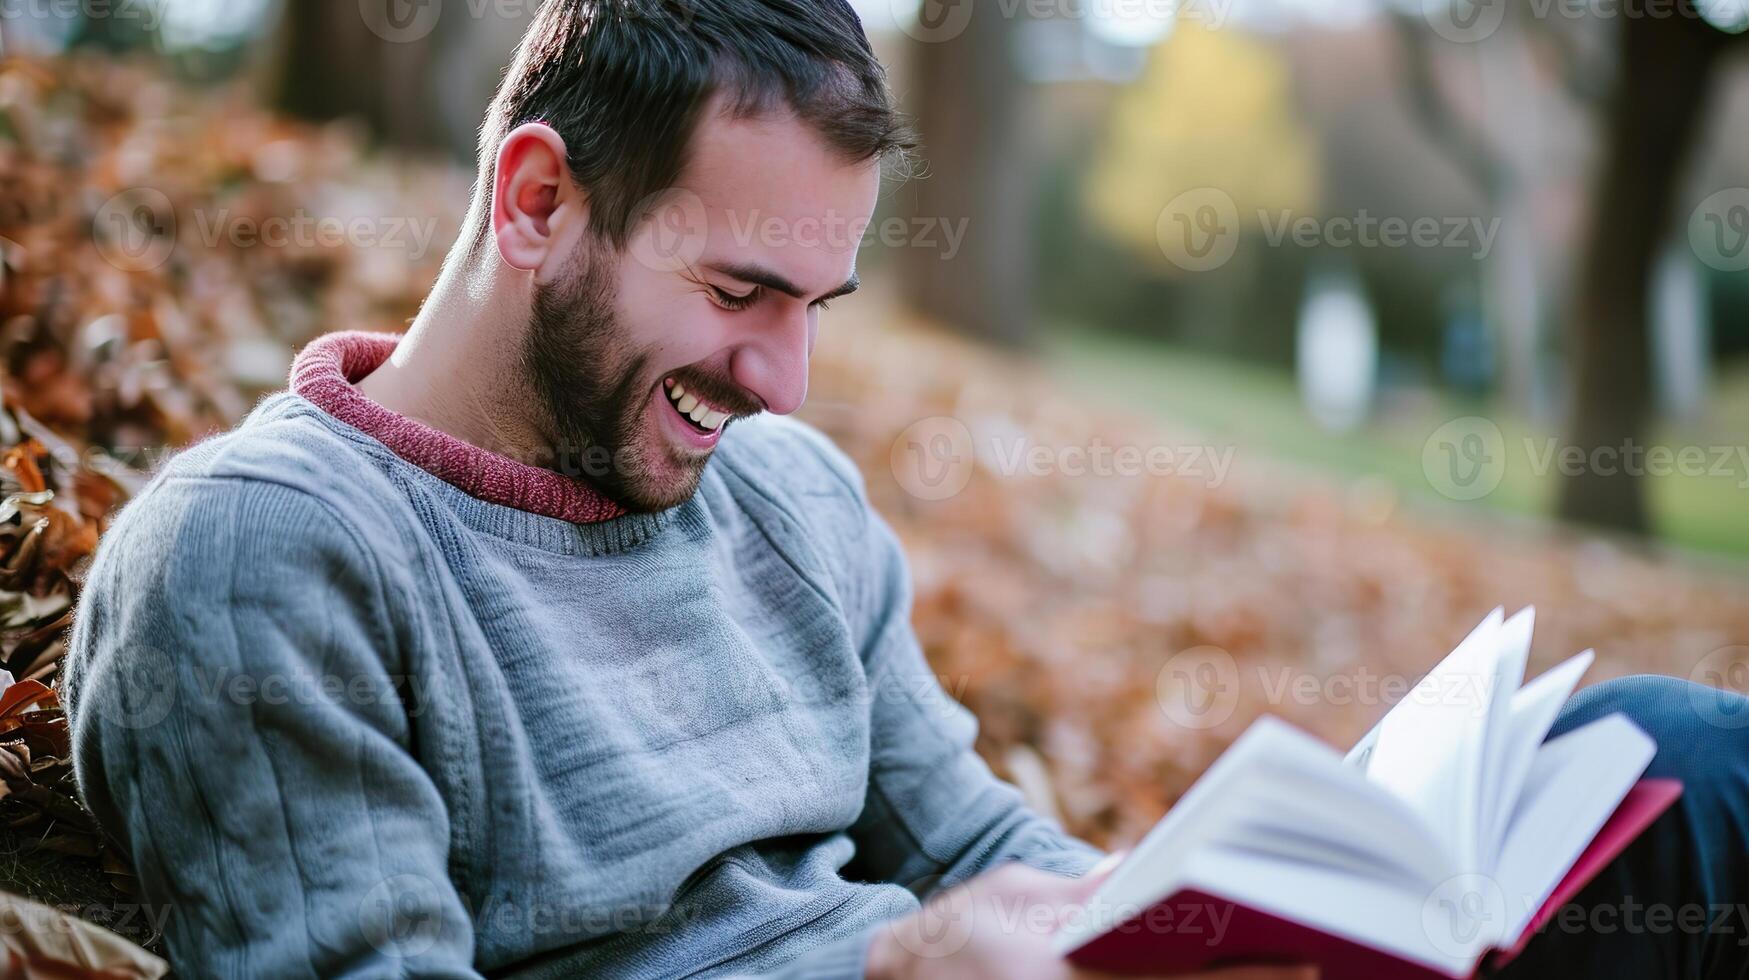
[706,262,860,303]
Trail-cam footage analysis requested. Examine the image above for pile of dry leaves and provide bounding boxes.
[1,54,1747,963]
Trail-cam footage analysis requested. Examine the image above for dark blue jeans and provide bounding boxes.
[1492,675,1749,979]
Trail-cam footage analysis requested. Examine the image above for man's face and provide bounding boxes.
[523,106,882,513]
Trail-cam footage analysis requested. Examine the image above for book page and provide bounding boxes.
[1061,716,1451,954]
[1363,608,1509,871]
[1480,649,1593,870]
[1055,716,1306,953]
[1207,761,1452,887]
[1473,609,1535,867]
[1493,714,1656,941]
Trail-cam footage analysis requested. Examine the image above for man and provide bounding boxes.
[63,0,1748,977]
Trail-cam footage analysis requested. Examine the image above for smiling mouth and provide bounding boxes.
[663,378,731,434]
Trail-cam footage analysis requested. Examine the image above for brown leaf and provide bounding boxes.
[0,889,167,979]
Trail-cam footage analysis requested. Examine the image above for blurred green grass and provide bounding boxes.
[1044,326,1749,561]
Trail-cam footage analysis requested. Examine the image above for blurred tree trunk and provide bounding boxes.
[1395,15,1554,417]
[267,0,449,151]
[1556,8,1730,532]
[899,5,1036,348]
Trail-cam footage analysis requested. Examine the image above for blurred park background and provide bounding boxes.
[3,0,1749,950]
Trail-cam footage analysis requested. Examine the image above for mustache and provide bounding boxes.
[668,369,764,419]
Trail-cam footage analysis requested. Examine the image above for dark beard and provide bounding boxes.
[520,244,691,514]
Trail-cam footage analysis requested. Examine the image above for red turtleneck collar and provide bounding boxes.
[289,331,626,524]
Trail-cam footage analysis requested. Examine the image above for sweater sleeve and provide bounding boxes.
[761,422,1105,892]
[843,505,1104,891]
[64,475,482,979]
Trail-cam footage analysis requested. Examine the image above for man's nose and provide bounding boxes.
[729,306,811,416]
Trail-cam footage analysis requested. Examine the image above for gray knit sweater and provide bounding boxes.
[63,375,1099,978]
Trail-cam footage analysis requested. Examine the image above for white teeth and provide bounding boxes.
[666,381,729,431]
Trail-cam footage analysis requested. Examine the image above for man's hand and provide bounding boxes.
[865,862,1315,980]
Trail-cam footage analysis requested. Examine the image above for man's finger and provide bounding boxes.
[1071,850,1129,902]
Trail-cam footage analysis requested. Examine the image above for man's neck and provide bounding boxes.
[355,256,549,465]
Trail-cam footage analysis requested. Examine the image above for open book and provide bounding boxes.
[1056,608,1681,979]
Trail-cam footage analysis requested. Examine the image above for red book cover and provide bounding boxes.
[1064,779,1681,979]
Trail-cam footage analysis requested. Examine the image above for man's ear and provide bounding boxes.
[491,122,579,272]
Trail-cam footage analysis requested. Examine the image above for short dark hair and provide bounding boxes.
[472,0,914,250]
